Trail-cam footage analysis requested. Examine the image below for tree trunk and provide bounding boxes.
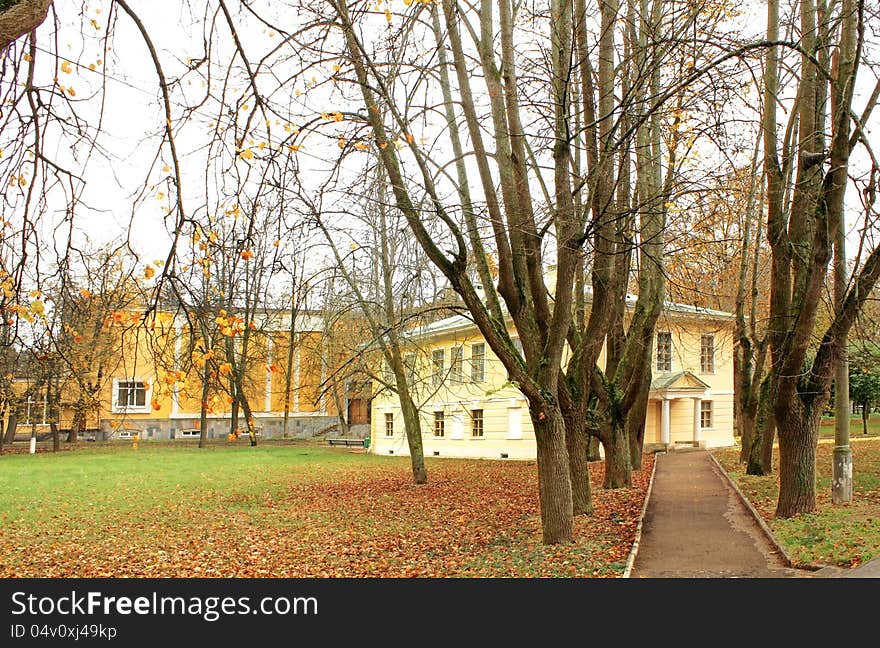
[627,377,650,470]
[198,363,211,448]
[0,0,52,54]
[775,409,819,517]
[603,422,632,489]
[739,405,756,465]
[563,412,593,515]
[532,406,574,543]
[4,412,16,444]
[863,401,869,435]
[237,392,258,447]
[66,411,78,443]
[747,374,775,475]
[48,381,60,452]
[398,391,427,485]
[587,434,601,461]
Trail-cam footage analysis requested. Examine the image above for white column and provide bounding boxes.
[692,397,702,444]
[661,397,671,445]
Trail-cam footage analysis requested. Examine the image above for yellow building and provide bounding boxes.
[4,309,361,442]
[370,297,736,459]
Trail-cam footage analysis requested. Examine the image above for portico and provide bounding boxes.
[650,371,711,448]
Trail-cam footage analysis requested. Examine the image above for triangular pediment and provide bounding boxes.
[650,371,711,392]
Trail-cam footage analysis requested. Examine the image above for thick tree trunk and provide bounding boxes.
[587,434,601,461]
[603,422,632,489]
[627,379,650,470]
[775,405,820,517]
[747,375,775,475]
[66,411,78,443]
[399,391,427,485]
[0,0,52,53]
[563,412,592,515]
[4,412,16,444]
[862,402,869,435]
[532,406,574,543]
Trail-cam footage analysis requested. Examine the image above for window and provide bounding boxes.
[179,428,201,438]
[471,409,484,437]
[432,349,445,386]
[21,394,48,425]
[701,335,715,373]
[701,401,713,429]
[434,411,445,437]
[114,380,148,411]
[450,346,463,383]
[656,332,672,372]
[471,343,486,382]
[384,413,394,437]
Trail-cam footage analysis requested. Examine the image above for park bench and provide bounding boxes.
[327,438,366,448]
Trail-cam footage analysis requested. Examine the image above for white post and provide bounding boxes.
[692,397,702,445]
[661,398,671,445]
[29,436,36,454]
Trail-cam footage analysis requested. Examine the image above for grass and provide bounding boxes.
[0,440,653,578]
[818,413,880,437]
[714,438,880,568]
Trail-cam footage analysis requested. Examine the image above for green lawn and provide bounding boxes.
[0,441,652,578]
[818,414,880,437]
[714,438,880,568]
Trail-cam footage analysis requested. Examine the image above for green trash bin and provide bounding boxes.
[363,436,370,450]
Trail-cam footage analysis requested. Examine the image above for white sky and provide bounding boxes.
[6,0,880,292]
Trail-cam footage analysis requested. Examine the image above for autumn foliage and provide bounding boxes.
[0,444,652,577]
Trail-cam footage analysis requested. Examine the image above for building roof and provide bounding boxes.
[408,292,734,340]
[650,371,711,391]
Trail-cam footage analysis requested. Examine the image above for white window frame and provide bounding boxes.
[112,378,152,413]
[432,349,445,386]
[471,408,484,437]
[433,411,445,437]
[656,332,672,372]
[471,343,486,383]
[700,335,715,374]
[700,400,713,429]
[450,346,463,383]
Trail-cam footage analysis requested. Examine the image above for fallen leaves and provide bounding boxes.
[0,444,653,578]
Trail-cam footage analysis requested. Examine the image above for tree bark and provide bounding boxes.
[398,390,427,485]
[747,374,775,475]
[533,406,574,543]
[627,371,651,470]
[563,411,593,515]
[775,404,820,517]
[0,0,51,53]
[3,411,16,444]
[587,434,601,461]
[603,422,632,488]
[67,409,79,443]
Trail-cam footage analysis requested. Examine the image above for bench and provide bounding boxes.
[328,438,366,448]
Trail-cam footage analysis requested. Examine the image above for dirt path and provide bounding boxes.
[629,450,809,578]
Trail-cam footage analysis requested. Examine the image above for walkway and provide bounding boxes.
[629,449,807,578]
